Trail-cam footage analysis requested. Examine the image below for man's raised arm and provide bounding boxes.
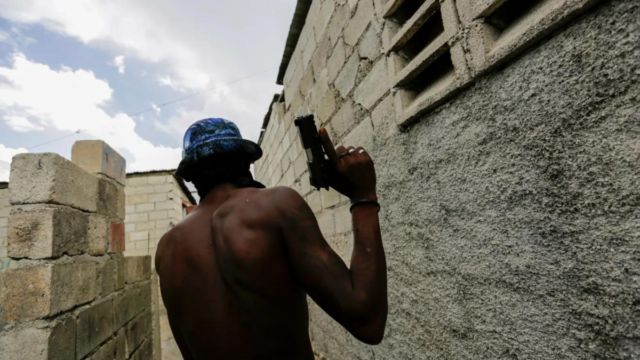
[277,129,387,344]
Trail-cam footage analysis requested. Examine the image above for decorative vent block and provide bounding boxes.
[463,0,603,76]
[384,0,471,127]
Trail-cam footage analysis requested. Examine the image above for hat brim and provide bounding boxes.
[175,138,263,180]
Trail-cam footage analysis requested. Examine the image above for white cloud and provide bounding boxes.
[0,143,28,181]
[151,103,161,115]
[111,55,125,74]
[158,75,173,87]
[4,115,45,132]
[0,53,181,173]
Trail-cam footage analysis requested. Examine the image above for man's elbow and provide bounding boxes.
[351,321,386,345]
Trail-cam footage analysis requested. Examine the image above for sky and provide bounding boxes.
[0,0,297,181]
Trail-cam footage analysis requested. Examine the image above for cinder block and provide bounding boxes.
[114,254,126,290]
[0,316,76,360]
[335,52,360,98]
[76,299,114,359]
[126,308,152,356]
[88,214,110,256]
[126,256,152,284]
[330,100,357,138]
[101,257,116,296]
[343,118,375,151]
[115,330,126,360]
[307,191,322,214]
[328,3,350,47]
[465,0,603,76]
[353,57,389,110]
[1,262,97,322]
[321,189,341,209]
[89,338,116,360]
[8,205,89,259]
[317,211,336,238]
[334,204,352,234]
[72,140,127,186]
[344,0,374,45]
[9,153,99,212]
[129,338,153,360]
[147,176,166,185]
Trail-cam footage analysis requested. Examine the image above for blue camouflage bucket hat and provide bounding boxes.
[175,118,262,179]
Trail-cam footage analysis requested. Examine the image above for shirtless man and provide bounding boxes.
[156,118,387,359]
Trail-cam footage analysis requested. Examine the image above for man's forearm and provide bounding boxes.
[349,203,387,316]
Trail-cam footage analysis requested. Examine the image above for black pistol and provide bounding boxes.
[294,114,330,191]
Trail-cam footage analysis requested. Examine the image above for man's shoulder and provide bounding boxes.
[252,186,306,209]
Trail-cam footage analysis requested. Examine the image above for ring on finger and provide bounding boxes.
[339,152,350,158]
[348,148,356,153]
[359,149,366,154]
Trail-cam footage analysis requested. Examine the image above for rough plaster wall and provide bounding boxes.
[258,0,639,359]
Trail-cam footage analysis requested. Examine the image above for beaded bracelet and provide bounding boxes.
[349,199,381,213]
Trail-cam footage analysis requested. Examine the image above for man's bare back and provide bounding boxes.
[156,129,387,359]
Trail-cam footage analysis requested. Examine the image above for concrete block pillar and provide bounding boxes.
[0,140,156,360]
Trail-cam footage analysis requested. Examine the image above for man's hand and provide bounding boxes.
[318,128,377,202]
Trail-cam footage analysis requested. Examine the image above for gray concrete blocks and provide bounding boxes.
[88,214,110,256]
[9,153,100,212]
[335,52,360,98]
[125,256,152,284]
[0,316,76,360]
[71,140,127,186]
[330,99,357,137]
[344,0,375,46]
[354,57,390,109]
[1,261,98,322]
[76,299,114,359]
[8,205,89,259]
[125,308,152,356]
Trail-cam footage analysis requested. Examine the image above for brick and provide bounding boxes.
[149,211,168,221]
[125,223,135,232]
[135,186,155,195]
[334,204,352,233]
[328,3,350,47]
[359,19,382,60]
[148,193,167,203]
[126,308,152,356]
[76,299,114,359]
[130,231,150,242]
[114,284,147,329]
[317,211,336,238]
[147,176,166,185]
[306,191,322,213]
[311,33,332,78]
[0,261,97,322]
[300,67,315,98]
[344,0,374,46]
[354,57,389,109]
[302,33,317,70]
[155,184,173,194]
[314,0,335,40]
[0,316,76,360]
[127,213,148,223]
[130,338,153,360]
[310,69,330,109]
[335,52,359,98]
[317,91,337,124]
[9,153,100,212]
[294,154,307,179]
[126,256,152,284]
[343,117,374,151]
[331,100,356,138]
[115,330,126,360]
[321,189,341,209]
[87,214,109,256]
[154,201,175,211]
[327,39,347,83]
[72,140,126,186]
[90,338,116,360]
[128,177,148,186]
[101,257,116,296]
[136,221,156,231]
[127,194,149,205]
[97,178,120,217]
[110,221,125,253]
[114,254,126,290]
[8,205,89,259]
[135,203,154,213]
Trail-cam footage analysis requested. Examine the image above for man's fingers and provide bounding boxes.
[319,128,339,163]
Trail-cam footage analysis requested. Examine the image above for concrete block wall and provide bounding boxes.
[0,141,159,360]
[124,174,189,261]
[0,186,8,262]
[257,0,639,359]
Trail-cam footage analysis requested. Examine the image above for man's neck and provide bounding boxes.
[200,182,240,206]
